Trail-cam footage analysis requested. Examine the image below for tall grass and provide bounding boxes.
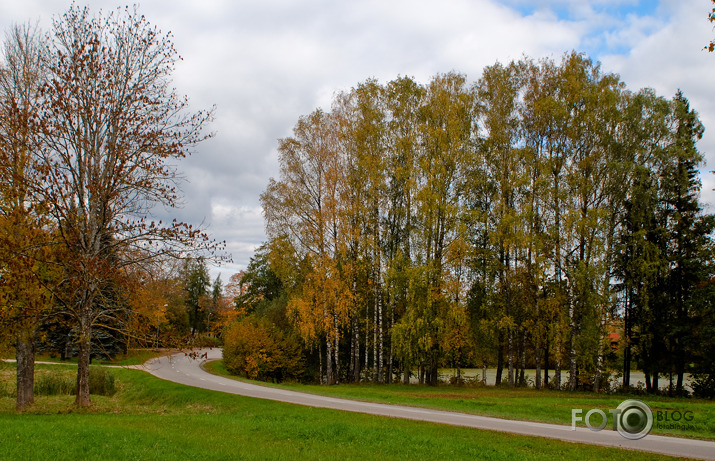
[33,367,116,396]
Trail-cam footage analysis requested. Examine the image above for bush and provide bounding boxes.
[223,317,304,382]
[691,373,715,399]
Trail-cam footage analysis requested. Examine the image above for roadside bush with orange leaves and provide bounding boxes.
[222,316,304,382]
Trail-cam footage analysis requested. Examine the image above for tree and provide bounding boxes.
[382,76,422,384]
[0,23,51,411]
[476,61,525,387]
[262,108,351,384]
[256,59,712,392]
[181,258,210,334]
[38,5,216,407]
[235,242,284,312]
[223,316,304,382]
[658,92,713,393]
[401,72,473,385]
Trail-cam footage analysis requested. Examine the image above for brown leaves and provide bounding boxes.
[708,0,715,52]
[0,4,224,406]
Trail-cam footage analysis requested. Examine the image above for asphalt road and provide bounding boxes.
[141,348,715,460]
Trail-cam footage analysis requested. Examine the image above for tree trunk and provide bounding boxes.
[351,314,360,383]
[623,290,631,389]
[554,341,562,390]
[519,330,526,386]
[319,340,324,384]
[594,321,605,393]
[675,340,685,393]
[428,348,439,386]
[325,335,333,385]
[568,295,577,391]
[376,284,385,383]
[15,329,36,412]
[387,304,394,384]
[544,334,550,387]
[535,336,542,390]
[507,327,514,387]
[333,314,340,384]
[373,271,381,382]
[76,327,92,408]
[594,347,604,393]
[495,335,504,385]
[364,311,369,378]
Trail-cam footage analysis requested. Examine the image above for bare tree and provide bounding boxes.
[39,5,219,407]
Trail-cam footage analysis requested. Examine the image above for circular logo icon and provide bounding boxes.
[615,399,653,440]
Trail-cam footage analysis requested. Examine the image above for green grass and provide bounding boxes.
[0,362,692,460]
[28,349,166,366]
[205,360,715,441]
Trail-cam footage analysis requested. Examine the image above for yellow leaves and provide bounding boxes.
[223,317,304,381]
[286,256,353,346]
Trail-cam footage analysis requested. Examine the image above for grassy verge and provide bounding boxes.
[2,349,165,366]
[30,349,166,366]
[0,363,690,460]
[205,360,715,441]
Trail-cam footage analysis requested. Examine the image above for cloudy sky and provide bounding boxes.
[1,0,714,281]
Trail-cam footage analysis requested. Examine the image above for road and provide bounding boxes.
[141,348,715,460]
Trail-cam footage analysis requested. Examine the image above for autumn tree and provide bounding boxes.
[382,76,422,383]
[395,72,474,385]
[38,5,216,407]
[0,23,51,411]
[257,55,712,392]
[262,109,351,384]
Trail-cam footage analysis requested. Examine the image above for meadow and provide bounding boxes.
[205,360,715,441]
[0,360,698,460]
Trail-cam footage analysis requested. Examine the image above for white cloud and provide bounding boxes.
[1,0,714,279]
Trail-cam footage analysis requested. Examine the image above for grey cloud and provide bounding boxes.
[2,0,714,275]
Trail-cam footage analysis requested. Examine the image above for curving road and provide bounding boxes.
[140,348,715,460]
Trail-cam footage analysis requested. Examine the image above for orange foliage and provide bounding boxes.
[223,317,303,382]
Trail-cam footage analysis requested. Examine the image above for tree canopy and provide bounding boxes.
[259,52,714,393]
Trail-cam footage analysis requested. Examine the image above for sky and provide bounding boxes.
[1,0,714,282]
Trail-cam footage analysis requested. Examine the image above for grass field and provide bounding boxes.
[205,360,715,441]
[1,348,165,367]
[0,361,695,460]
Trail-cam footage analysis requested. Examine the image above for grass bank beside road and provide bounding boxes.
[205,360,715,442]
[1,348,164,366]
[0,362,689,460]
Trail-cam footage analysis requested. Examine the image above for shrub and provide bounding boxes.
[223,317,304,382]
[691,373,715,399]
